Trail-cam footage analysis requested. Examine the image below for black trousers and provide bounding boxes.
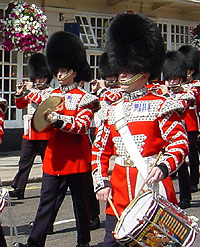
[28,172,90,247]
[11,138,48,192]
[188,130,199,186]
[177,161,191,201]
[0,224,7,247]
[47,170,100,228]
[85,170,100,220]
[103,214,120,247]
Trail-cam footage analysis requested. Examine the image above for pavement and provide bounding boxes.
[0,151,42,186]
[0,151,200,247]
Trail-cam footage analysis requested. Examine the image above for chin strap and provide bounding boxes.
[59,69,73,81]
[118,73,144,85]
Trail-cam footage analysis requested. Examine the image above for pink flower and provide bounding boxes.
[0,0,48,53]
[11,13,18,18]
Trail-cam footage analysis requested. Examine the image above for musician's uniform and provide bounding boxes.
[0,98,7,144]
[0,98,7,247]
[27,83,99,247]
[166,85,197,205]
[11,87,52,194]
[183,80,200,191]
[91,88,189,246]
[94,87,123,127]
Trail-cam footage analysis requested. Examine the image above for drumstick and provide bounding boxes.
[134,150,163,199]
[107,197,120,220]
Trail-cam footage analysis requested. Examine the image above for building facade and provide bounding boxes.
[0,0,200,151]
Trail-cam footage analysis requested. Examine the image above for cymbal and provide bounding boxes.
[32,96,62,132]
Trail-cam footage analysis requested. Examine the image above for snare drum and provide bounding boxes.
[114,190,199,247]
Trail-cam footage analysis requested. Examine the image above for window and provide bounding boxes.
[170,24,190,50]
[76,13,113,49]
[156,19,194,51]
[75,15,98,47]
[0,48,31,127]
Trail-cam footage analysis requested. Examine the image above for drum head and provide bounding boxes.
[32,96,62,132]
[114,191,153,240]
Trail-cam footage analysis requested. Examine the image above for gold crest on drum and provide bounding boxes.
[113,190,199,247]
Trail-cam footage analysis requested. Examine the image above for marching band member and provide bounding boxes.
[90,52,123,141]
[178,45,200,193]
[9,53,53,200]
[0,97,8,247]
[0,98,7,144]
[32,60,101,233]
[15,31,99,247]
[95,52,122,104]
[162,50,194,209]
[91,12,189,247]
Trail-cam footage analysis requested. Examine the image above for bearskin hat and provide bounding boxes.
[75,60,91,83]
[178,45,200,76]
[105,12,165,80]
[98,52,117,79]
[27,53,53,83]
[46,31,87,77]
[163,51,187,82]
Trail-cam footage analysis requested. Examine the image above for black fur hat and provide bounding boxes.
[163,51,187,81]
[105,12,165,80]
[75,60,91,83]
[98,52,117,79]
[178,45,199,76]
[46,31,86,77]
[27,53,52,83]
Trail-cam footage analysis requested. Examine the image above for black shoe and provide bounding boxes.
[179,200,191,209]
[29,221,54,234]
[9,188,24,199]
[13,243,28,247]
[76,243,90,247]
[191,184,198,193]
[90,216,100,230]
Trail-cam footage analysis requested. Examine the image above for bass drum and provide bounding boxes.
[113,190,199,247]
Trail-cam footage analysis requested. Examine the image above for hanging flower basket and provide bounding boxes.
[190,24,200,51]
[0,0,48,53]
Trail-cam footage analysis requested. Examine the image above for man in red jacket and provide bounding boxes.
[91,12,189,247]
[162,50,194,209]
[9,53,53,199]
[0,97,8,247]
[15,31,98,247]
[178,45,200,194]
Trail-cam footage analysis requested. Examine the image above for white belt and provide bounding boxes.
[115,154,157,168]
[23,114,32,136]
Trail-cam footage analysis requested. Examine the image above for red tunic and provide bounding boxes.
[91,87,189,216]
[97,87,122,106]
[0,98,7,144]
[94,87,123,127]
[42,84,99,176]
[188,79,200,131]
[0,108,4,144]
[166,82,199,132]
[15,87,52,140]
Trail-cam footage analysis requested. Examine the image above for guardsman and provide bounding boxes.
[178,45,200,193]
[91,12,189,247]
[162,50,194,209]
[15,31,99,247]
[0,97,8,247]
[9,53,53,199]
